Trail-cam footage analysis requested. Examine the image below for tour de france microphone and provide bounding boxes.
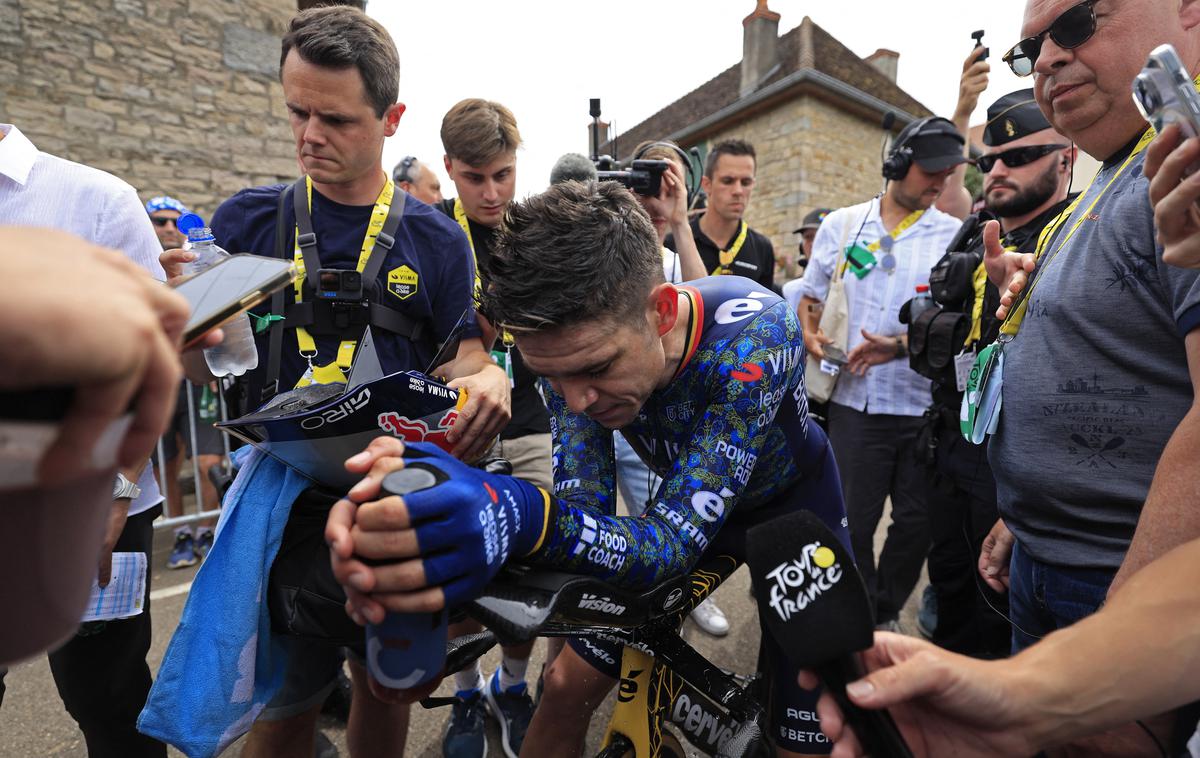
[746,510,915,758]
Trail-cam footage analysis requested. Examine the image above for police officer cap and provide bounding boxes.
[983,89,1052,147]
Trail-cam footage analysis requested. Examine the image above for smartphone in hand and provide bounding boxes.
[173,254,298,348]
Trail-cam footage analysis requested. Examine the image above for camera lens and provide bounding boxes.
[1134,77,1160,117]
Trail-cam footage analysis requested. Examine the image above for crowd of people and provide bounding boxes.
[5,1,1200,757]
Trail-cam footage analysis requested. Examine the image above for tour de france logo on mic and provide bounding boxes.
[763,541,842,622]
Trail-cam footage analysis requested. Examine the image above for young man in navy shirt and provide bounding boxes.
[170,7,511,757]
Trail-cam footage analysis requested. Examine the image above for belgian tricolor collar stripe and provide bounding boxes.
[673,286,704,380]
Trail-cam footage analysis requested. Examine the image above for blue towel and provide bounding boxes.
[138,447,314,757]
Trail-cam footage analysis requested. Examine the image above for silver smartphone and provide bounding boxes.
[1133,44,1200,138]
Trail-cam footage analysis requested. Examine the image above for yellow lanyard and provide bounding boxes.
[453,198,484,298]
[868,209,924,253]
[453,198,510,347]
[711,221,749,276]
[292,176,394,387]
[999,126,1157,338]
[967,257,991,347]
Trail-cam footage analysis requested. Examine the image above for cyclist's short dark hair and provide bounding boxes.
[704,139,756,178]
[280,6,399,118]
[483,181,663,333]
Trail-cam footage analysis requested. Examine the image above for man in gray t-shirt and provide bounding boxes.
[982,4,1200,712]
[991,144,1200,572]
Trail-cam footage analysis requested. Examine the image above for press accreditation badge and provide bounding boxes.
[819,359,841,377]
[954,350,975,393]
[961,341,1004,445]
[491,348,515,388]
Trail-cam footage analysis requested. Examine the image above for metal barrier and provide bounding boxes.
[152,379,232,531]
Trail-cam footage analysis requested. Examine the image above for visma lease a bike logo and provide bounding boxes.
[763,541,842,622]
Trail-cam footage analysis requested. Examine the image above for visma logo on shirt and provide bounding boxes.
[763,540,842,623]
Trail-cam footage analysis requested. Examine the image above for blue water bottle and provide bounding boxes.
[364,467,448,689]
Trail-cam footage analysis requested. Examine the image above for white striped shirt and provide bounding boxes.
[0,123,165,514]
[795,197,960,417]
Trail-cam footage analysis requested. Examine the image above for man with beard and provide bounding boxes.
[908,89,1074,659]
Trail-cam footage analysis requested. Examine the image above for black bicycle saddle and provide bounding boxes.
[467,554,738,644]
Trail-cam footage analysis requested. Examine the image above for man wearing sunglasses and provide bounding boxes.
[145,195,189,250]
[795,117,966,634]
[979,1,1200,752]
[911,90,1074,661]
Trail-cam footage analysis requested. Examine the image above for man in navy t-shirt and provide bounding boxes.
[164,7,511,757]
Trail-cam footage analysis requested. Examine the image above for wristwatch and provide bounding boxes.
[895,336,908,358]
[112,473,142,501]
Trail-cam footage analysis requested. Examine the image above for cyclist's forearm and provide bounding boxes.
[528,505,700,587]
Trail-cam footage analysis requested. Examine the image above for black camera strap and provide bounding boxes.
[258,177,429,401]
[291,175,407,296]
[261,185,293,401]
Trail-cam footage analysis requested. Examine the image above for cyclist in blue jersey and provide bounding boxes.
[326,181,850,756]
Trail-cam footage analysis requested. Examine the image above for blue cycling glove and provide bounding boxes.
[379,442,549,608]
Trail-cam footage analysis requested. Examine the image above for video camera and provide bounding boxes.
[588,97,671,198]
[596,159,670,198]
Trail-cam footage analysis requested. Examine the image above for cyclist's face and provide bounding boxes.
[519,312,667,429]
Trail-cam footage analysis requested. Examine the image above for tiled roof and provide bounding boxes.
[601,16,932,159]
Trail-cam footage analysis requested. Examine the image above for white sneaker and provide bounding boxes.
[691,597,730,637]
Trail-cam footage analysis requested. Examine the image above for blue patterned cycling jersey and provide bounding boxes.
[530,276,850,588]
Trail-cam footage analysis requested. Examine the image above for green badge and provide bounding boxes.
[960,340,1005,444]
[491,348,514,389]
[845,244,877,279]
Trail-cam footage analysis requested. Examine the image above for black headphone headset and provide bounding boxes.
[881,117,962,181]
[632,140,701,205]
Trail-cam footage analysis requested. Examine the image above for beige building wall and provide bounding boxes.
[701,94,890,282]
[0,0,299,221]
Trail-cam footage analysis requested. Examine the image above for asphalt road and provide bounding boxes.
[0,500,926,758]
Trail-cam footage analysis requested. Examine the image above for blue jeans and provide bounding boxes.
[1008,539,1114,654]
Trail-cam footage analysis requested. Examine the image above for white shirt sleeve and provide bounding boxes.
[794,211,845,303]
[94,183,167,282]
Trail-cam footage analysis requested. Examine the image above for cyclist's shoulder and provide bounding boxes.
[684,276,789,340]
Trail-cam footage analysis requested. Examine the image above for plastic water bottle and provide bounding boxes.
[177,213,260,377]
[909,283,936,321]
[364,467,448,690]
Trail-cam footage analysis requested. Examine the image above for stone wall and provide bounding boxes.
[700,94,887,282]
[0,0,299,220]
